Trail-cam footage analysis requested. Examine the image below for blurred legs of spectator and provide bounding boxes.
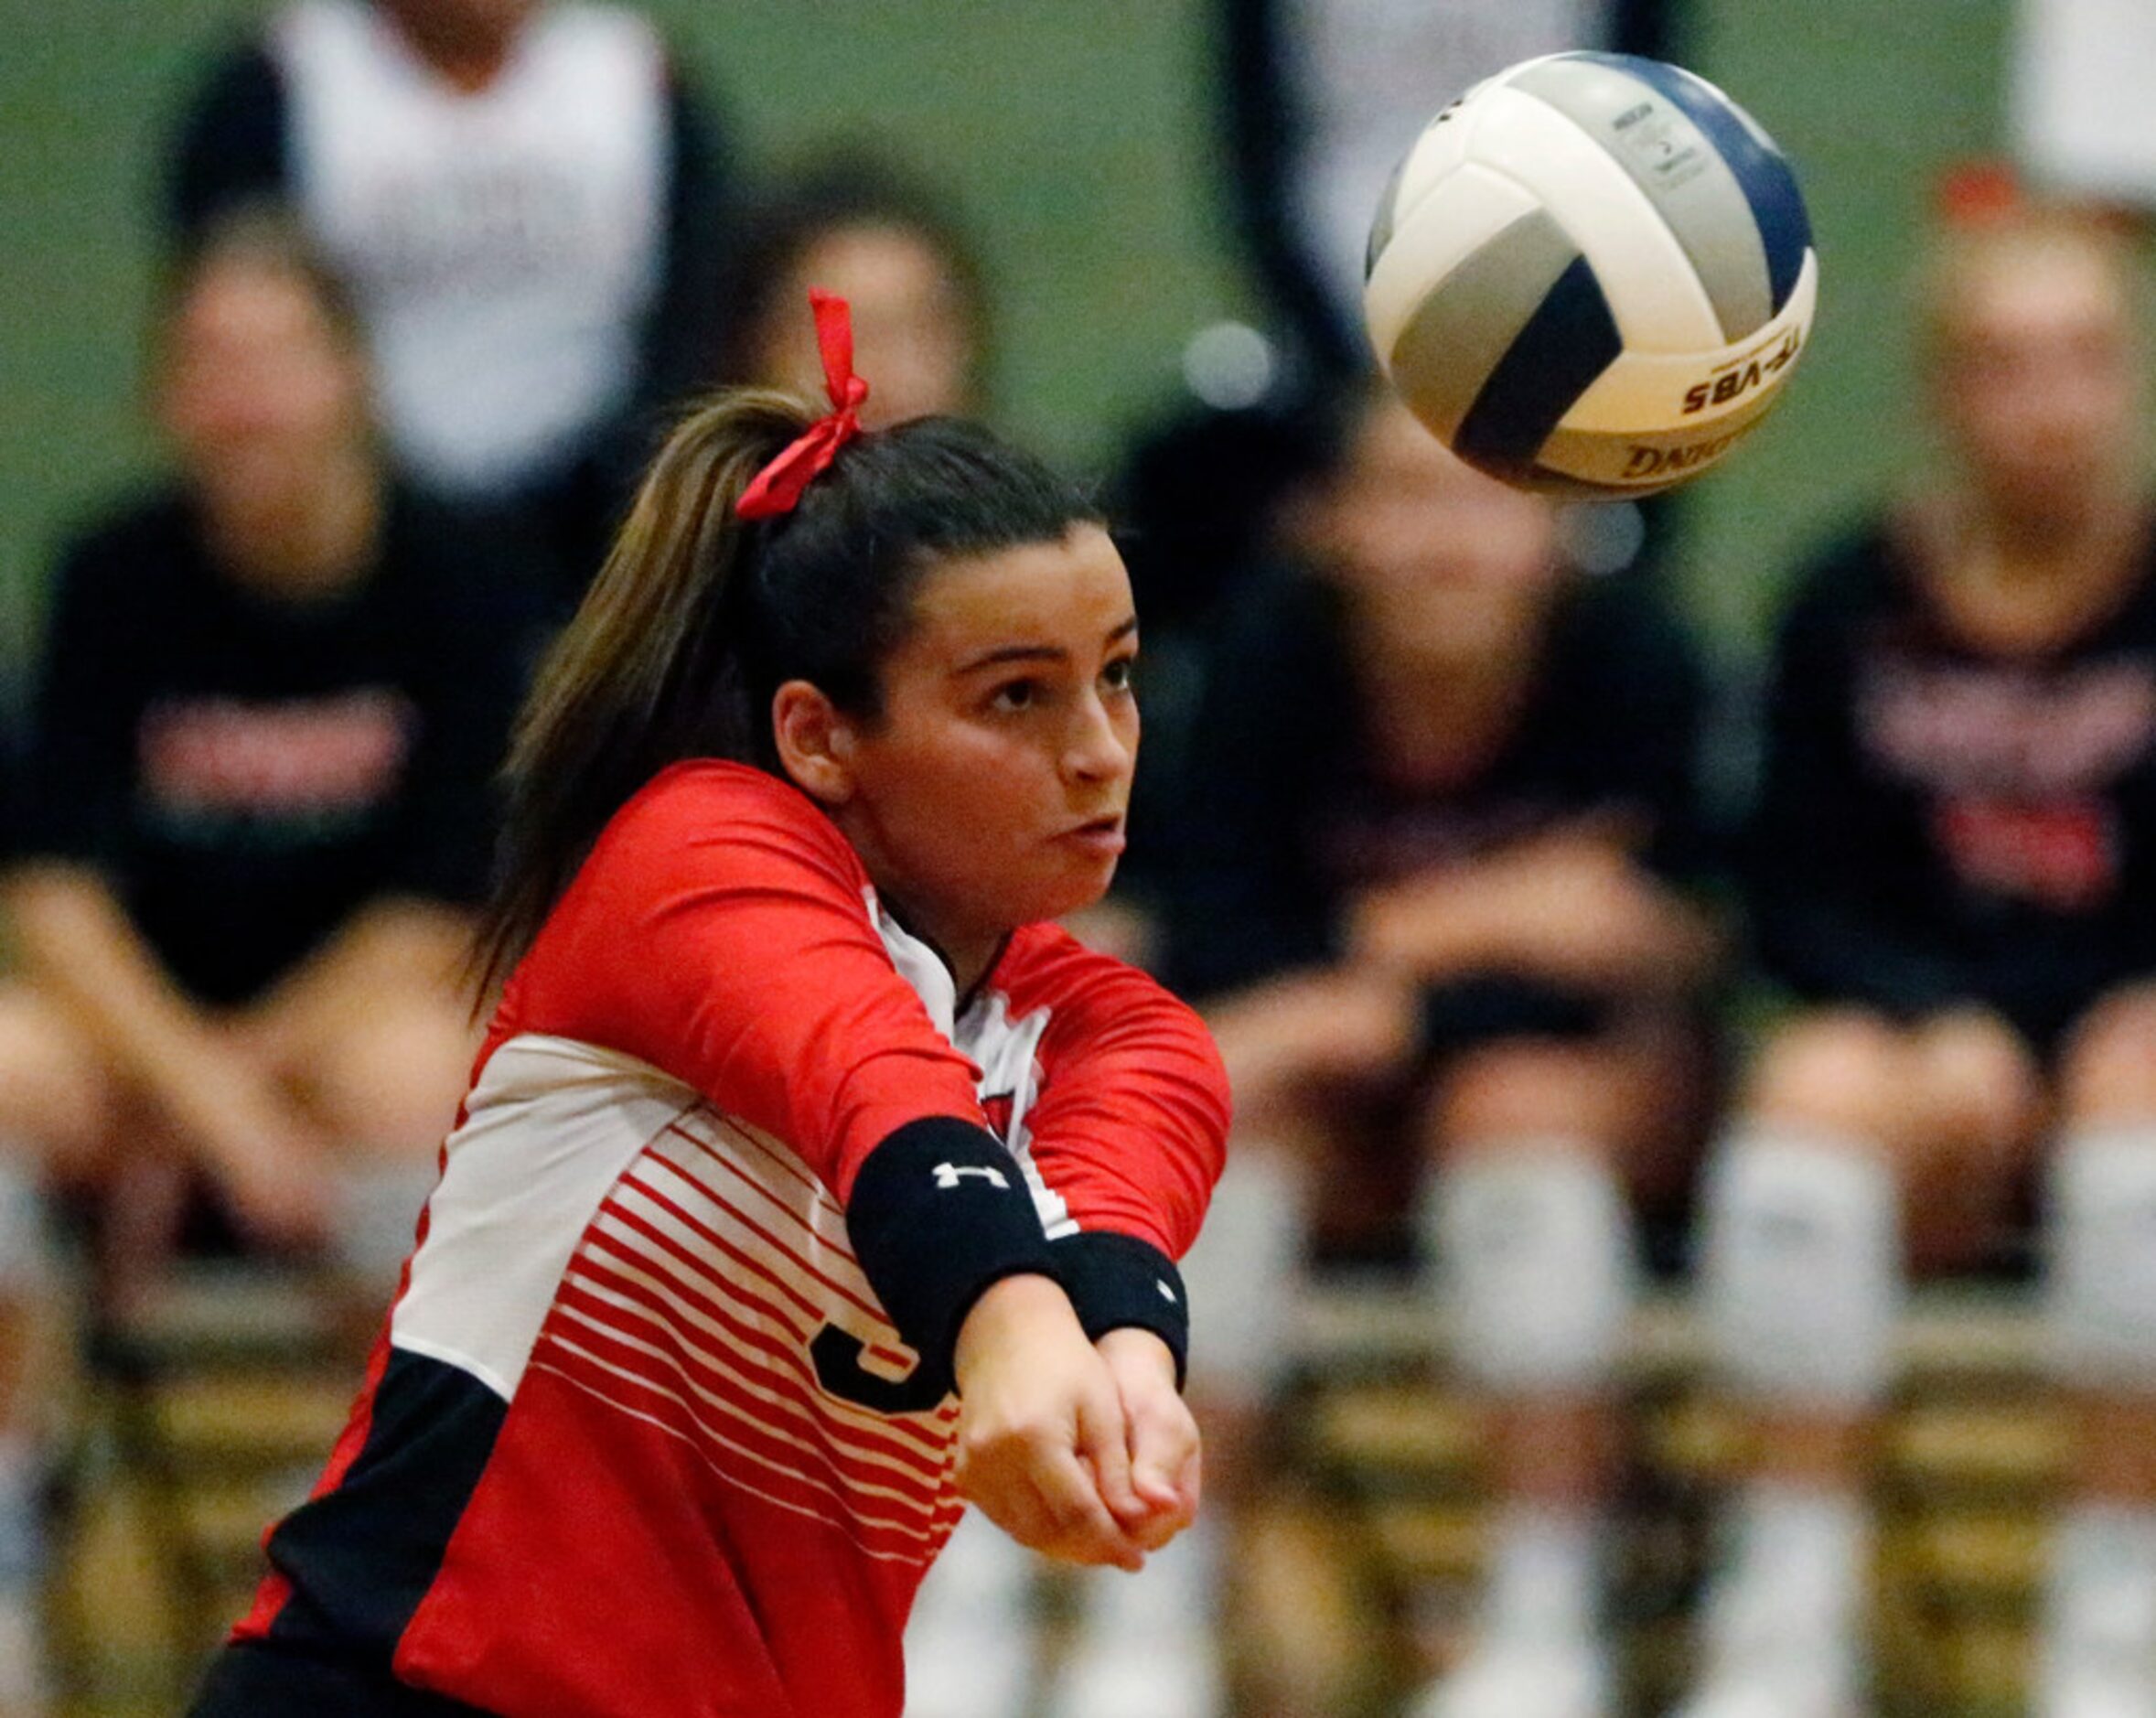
[1043,1145,1305,1718]
[1185,972,1412,1715]
[0,897,469,1315]
[903,1505,1040,1718]
[1409,1030,1700,1718]
[906,1144,1302,1718]
[1179,971,1704,1718]
[1682,1007,2042,1718]
[0,909,465,1707]
[2039,985,2156,1718]
[241,907,476,1353]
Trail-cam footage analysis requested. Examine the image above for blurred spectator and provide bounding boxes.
[1682,201,2156,1718]
[0,209,538,1369]
[168,0,733,596]
[1217,0,1675,383]
[710,151,989,427]
[1164,389,1718,1718]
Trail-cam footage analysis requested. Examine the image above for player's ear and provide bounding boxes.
[771,680,858,805]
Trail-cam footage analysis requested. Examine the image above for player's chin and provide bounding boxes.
[1020,854,1120,926]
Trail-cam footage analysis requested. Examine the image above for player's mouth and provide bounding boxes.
[1057,813,1127,857]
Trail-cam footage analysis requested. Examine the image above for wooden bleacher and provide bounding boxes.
[49,1273,2065,1717]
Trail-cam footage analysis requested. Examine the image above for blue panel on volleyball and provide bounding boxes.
[1574,50,1813,314]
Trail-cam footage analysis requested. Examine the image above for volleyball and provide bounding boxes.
[1364,52,1818,498]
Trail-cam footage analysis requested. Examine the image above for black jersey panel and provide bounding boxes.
[190,1637,491,1717]
[259,1348,509,1666]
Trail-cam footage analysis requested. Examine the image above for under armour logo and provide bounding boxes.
[932,1163,1011,1191]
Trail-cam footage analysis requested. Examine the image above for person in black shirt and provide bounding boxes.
[1682,200,2156,1718]
[0,213,538,1688]
[1164,389,1718,1718]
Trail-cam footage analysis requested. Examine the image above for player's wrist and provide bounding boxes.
[952,1272,1081,1392]
[1095,1325,1177,1383]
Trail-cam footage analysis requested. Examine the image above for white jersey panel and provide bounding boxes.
[393,1028,961,1562]
[393,1033,700,1399]
[273,0,669,496]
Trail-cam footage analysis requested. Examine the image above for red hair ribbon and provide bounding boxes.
[735,289,871,520]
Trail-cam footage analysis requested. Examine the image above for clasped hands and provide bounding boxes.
[949,1272,1201,1572]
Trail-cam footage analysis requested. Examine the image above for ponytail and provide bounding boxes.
[474,391,809,993]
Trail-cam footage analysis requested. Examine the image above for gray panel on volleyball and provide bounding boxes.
[1387,207,1582,445]
[1513,59,1773,342]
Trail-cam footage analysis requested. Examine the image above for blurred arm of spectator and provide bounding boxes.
[637,71,735,425]
[1217,0,1363,381]
[2,864,333,1244]
[1161,569,1343,1003]
[1347,817,1719,994]
[1167,584,1715,1119]
[1349,574,1720,991]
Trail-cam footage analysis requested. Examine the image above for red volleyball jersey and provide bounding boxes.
[230,760,1229,1716]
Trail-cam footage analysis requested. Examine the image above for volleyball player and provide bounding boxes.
[186,294,1229,1716]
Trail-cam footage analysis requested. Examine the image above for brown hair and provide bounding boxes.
[473,389,1101,993]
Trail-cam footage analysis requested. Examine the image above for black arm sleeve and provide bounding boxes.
[1745,556,1972,1015]
[168,43,290,242]
[1048,1230,1191,1387]
[845,1118,1059,1397]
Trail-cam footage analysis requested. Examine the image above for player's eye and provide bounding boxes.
[1101,655,1137,693]
[989,679,1040,713]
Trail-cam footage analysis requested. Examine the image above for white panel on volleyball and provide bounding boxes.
[1365,161,1545,361]
[1470,84,1723,351]
[392,1035,703,1401]
[1558,252,1818,433]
